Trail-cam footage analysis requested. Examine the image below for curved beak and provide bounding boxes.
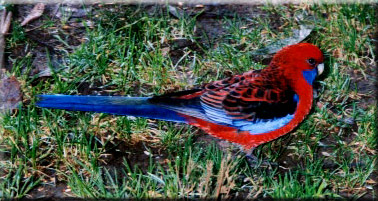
[317,63,324,75]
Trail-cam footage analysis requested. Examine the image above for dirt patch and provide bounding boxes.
[348,67,376,109]
[194,5,268,46]
[6,4,92,80]
[101,139,164,171]
[27,183,71,199]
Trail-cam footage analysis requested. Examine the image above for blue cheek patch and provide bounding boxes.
[302,68,317,85]
[293,94,299,102]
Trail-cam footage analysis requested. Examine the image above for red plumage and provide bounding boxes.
[167,43,324,150]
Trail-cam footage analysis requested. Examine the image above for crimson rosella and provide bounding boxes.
[37,43,324,152]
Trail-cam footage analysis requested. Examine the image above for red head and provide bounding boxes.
[269,43,324,87]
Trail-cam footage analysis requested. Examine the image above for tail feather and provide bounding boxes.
[36,95,187,123]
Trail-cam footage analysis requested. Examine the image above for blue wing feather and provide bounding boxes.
[37,89,299,134]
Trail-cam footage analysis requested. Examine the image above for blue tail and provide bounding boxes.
[36,95,188,123]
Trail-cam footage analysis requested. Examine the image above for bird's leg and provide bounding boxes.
[244,148,277,168]
[244,148,260,167]
[244,148,257,160]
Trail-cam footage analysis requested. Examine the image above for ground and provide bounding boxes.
[0,3,376,199]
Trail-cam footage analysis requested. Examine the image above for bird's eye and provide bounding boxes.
[308,58,316,66]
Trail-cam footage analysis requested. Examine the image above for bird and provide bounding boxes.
[37,43,324,155]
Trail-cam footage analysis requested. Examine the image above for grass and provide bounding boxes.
[0,3,376,199]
